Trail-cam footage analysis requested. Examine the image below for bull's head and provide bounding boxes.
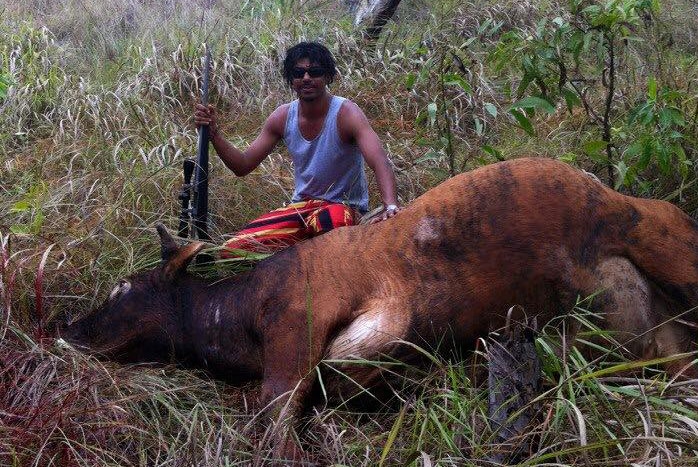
[62,225,204,363]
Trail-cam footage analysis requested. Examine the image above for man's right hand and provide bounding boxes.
[194,104,219,139]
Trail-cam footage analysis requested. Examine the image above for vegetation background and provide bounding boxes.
[1,0,698,465]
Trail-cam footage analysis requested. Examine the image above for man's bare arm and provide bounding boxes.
[194,104,287,176]
[339,101,399,217]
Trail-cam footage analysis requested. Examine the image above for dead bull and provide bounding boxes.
[63,157,698,460]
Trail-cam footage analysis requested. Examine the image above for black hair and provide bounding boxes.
[282,42,337,86]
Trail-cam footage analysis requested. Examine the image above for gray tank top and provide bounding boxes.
[284,96,369,213]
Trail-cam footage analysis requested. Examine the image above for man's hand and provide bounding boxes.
[370,204,401,223]
[194,103,219,139]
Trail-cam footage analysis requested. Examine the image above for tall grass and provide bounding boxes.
[2,281,697,465]
[2,0,698,464]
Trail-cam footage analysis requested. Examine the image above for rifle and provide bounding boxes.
[178,45,213,259]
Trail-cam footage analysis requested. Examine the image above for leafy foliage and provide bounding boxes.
[621,79,690,188]
[488,0,696,191]
[0,73,10,101]
[1,0,698,464]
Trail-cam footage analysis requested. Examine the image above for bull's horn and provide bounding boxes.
[156,223,179,261]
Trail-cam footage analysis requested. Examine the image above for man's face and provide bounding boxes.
[290,58,328,102]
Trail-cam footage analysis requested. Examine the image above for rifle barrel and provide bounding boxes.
[192,45,212,242]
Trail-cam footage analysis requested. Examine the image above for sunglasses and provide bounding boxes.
[291,66,325,79]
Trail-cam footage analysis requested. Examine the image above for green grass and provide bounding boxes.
[1,0,698,464]
[1,308,697,465]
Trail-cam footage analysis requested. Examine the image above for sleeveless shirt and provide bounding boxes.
[283,96,369,213]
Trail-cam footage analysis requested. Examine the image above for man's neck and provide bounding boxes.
[298,91,331,119]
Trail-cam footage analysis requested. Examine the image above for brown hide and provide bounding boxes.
[63,157,698,459]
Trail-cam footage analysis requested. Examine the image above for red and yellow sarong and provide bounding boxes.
[221,199,357,258]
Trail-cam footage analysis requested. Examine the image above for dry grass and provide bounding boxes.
[2,0,698,464]
[1,297,698,465]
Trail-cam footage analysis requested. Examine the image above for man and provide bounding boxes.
[195,41,400,258]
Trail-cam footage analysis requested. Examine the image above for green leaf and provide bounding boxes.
[658,108,672,128]
[562,89,581,112]
[576,353,696,381]
[657,145,671,173]
[582,30,594,54]
[583,140,609,157]
[404,72,417,90]
[481,145,505,161]
[668,130,684,141]
[509,109,535,136]
[474,116,483,136]
[427,102,437,126]
[625,142,641,157]
[647,76,657,100]
[378,402,409,467]
[559,152,578,163]
[511,96,556,114]
[30,211,44,233]
[641,108,655,125]
[443,73,472,93]
[477,18,492,35]
[415,150,443,164]
[515,72,535,98]
[658,107,685,128]
[581,4,601,16]
[614,160,629,189]
[623,35,645,43]
[484,103,498,118]
[627,101,652,125]
[674,144,688,177]
[10,225,31,235]
[0,73,11,100]
[639,138,656,169]
[10,200,32,212]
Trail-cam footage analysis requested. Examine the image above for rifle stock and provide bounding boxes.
[178,158,195,238]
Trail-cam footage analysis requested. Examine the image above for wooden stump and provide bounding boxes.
[487,315,542,463]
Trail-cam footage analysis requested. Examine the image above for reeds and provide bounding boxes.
[2,0,698,464]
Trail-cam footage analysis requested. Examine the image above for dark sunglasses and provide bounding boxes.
[291,66,325,79]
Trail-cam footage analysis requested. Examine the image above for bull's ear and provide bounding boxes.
[162,242,206,280]
[155,224,205,279]
[156,223,180,261]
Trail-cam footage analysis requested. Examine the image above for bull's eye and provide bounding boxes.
[109,279,132,301]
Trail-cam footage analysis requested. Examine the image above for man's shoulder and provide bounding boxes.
[266,103,292,133]
[335,95,357,108]
[337,96,364,112]
[336,98,367,127]
[270,102,292,117]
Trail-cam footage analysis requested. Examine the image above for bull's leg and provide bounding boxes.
[259,369,315,464]
[593,257,655,356]
[593,257,697,377]
[258,312,324,464]
[647,320,697,376]
[323,300,411,400]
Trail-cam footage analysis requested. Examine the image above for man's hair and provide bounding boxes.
[282,42,337,86]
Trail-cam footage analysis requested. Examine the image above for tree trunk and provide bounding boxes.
[346,0,403,41]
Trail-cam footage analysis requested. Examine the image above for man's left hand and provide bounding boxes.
[370,204,401,223]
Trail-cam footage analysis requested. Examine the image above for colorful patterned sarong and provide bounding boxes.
[221,199,357,258]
